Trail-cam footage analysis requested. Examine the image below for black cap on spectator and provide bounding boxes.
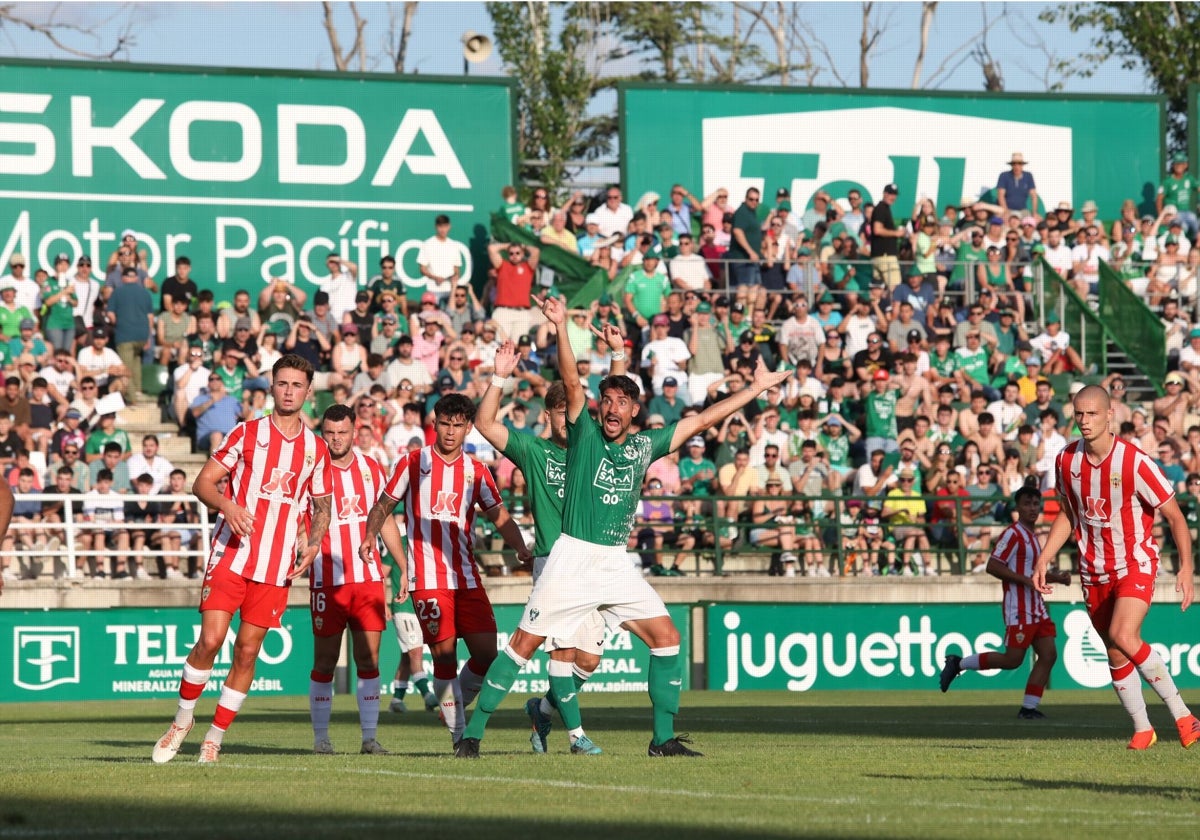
[356,290,371,303]
[906,329,922,343]
[714,295,730,307]
[314,291,330,305]
[518,335,532,346]
[732,302,745,313]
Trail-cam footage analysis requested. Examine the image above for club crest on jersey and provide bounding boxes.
[201,586,211,602]
[314,616,323,630]
[430,490,459,521]
[1015,631,1026,644]
[1110,473,1121,487]
[426,620,439,636]
[1081,495,1109,523]
[261,467,296,497]
[305,451,315,466]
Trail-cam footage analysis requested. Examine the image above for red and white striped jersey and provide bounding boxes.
[382,445,502,591]
[309,451,388,589]
[209,416,333,586]
[1055,437,1173,584]
[990,521,1048,627]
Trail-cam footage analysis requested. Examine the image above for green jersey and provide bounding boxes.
[501,431,567,558]
[930,351,957,380]
[818,431,851,470]
[41,278,76,330]
[85,427,130,458]
[952,242,984,284]
[562,413,675,546]
[864,389,898,439]
[1160,174,1198,210]
[678,456,717,497]
[625,270,670,320]
[954,347,989,386]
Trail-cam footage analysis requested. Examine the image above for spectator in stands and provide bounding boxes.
[88,440,129,491]
[160,256,197,313]
[80,467,131,578]
[882,468,930,575]
[854,448,892,497]
[154,468,195,578]
[257,279,305,334]
[109,266,154,395]
[126,434,173,494]
[1154,371,1195,438]
[416,215,463,306]
[748,477,802,576]
[189,373,243,454]
[71,256,101,340]
[368,256,406,316]
[1158,153,1198,240]
[1029,313,1086,375]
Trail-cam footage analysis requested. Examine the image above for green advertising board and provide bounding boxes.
[621,84,1164,221]
[0,60,515,294]
[2,603,689,702]
[707,602,1200,691]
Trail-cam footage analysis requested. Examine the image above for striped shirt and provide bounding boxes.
[310,451,388,589]
[991,521,1047,626]
[209,416,332,586]
[382,445,502,591]
[1054,437,1173,584]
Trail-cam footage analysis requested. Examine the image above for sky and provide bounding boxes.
[0,1,1147,96]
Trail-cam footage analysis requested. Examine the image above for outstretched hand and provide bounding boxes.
[588,322,624,353]
[535,293,566,326]
[750,357,793,393]
[493,340,518,379]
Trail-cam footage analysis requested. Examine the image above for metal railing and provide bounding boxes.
[0,493,214,580]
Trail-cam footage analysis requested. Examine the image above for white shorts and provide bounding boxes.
[534,554,608,654]
[522,534,669,641]
[391,611,423,651]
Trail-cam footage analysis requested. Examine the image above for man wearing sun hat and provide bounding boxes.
[996,152,1038,216]
[1154,371,1194,439]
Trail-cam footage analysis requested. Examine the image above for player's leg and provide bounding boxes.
[151,608,231,763]
[623,614,700,756]
[1089,589,1155,747]
[1109,592,1200,746]
[458,626,546,754]
[200,619,270,759]
[349,627,388,754]
[309,631,342,754]
[456,588,499,708]
[1021,635,1058,717]
[407,645,436,709]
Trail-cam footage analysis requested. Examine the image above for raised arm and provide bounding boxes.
[475,340,516,452]
[670,358,791,451]
[540,294,586,422]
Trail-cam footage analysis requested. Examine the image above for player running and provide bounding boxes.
[455,294,790,759]
[360,393,532,747]
[939,481,1070,717]
[473,324,625,755]
[307,404,406,756]
[152,355,333,765]
[1033,384,1200,750]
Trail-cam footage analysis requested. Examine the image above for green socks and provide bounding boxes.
[549,670,582,730]
[461,649,523,741]
[648,649,682,745]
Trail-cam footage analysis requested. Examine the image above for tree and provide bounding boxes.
[487,2,618,197]
[0,5,138,60]
[607,2,763,84]
[1043,2,1200,151]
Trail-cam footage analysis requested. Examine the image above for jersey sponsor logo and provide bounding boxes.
[1062,609,1111,688]
[261,467,296,497]
[545,458,566,487]
[338,493,364,519]
[1081,495,1108,523]
[594,458,635,493]
[429,490,459,521]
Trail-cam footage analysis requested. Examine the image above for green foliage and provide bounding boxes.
[604,2,762,84]
[4,692,1200,838]
[1042,2,1200,151]
[486,2,619,198]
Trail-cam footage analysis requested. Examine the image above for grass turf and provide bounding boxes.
[2,690,1199,839]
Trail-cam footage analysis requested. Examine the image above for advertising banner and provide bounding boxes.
[2,603,689,702]
[707,602,1200,691]
[0,61,515,293]
[622,84,1163,220]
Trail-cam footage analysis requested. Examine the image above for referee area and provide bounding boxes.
[3,689,1198,840]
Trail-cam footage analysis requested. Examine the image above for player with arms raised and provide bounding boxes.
[940,481,1070,717]
[152,354,333,765]
[360,393,532,747]
[307,404,407,756]
[455,294,791,758]
[473,323,625,755]
[1033,384,1200,749]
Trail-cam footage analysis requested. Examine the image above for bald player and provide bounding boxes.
[1034,384,1200,749]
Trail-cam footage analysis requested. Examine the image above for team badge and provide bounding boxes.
[623,445,637,460]
[427,620,439,636]
[528,607,540,622]
[1110,473,1121,487]
[314,616,324,630]
[1015,631,1026,644]
[201,586,211,602]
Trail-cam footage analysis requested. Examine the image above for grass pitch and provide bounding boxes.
[2,690,1200,839]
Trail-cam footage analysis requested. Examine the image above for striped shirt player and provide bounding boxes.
[380,444,502,642]
[308,451,389,638]
[992,521,1054,647]
[207,416,333,588]
[1054,436,1173,586]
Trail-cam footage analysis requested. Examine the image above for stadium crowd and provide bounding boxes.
[3,150,1200,582]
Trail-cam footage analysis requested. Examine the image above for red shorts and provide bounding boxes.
[1004,618,1057,649]
[1082,569,1156,635]
[410,587,497,645]
[200,563,289,629]
[310,582,387,637]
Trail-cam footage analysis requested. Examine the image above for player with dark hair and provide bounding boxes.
[940,481,1070,717]
[1034,384,1200,749]
[153,354,333,764]
[455,294,790,758]
[307,403,406,756]
[360,393,532,748]
[473,320,625,755]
